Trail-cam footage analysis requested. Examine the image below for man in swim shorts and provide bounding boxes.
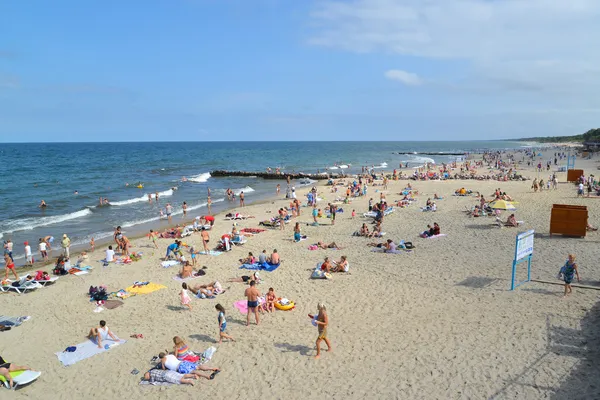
[244,280,261,326]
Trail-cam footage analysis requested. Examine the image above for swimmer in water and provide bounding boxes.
[125,183,129,187]
[103,198,109,205]
[74,190,78,195]
[155,191,159,201]
[148,193,152,203]
[39,200,47,208]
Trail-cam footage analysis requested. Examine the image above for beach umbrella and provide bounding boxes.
[489,200,516,211]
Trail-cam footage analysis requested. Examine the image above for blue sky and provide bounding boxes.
[1,0,599,142]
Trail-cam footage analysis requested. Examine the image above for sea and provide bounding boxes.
[0,141,525,263]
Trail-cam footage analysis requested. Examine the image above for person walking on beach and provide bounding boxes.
[276,184,280,196]
[240,191,245,207]
[4,240,13,262]
[215,304,235,343]
[148,193,152,203]
[559,254,580,298]
[309,303,332,359]
[182,202,187,217]
[4,253,18,280]
[244,280,260,326]
[61,234,71,258]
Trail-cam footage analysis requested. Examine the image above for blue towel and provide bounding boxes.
[239,262,280,272]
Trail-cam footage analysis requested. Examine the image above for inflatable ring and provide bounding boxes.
[274,298,295,311]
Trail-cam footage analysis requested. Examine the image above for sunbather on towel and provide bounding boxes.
[159,352,220,379]
[190,281,225,298]
[239,252,256,265]
[143,369,197,385]
[0,355,33,389]
[87,320,119,349]
[267,249,280,264]
[317,241,342,250]
[320,257,333,273]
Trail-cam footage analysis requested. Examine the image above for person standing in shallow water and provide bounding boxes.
[240,191,245,207]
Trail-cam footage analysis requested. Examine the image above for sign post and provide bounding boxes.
[511,229,534,290]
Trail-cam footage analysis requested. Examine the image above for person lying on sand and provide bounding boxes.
[228,272,260,284]
[0,355,33,389]
[317,241,342,250]
[87,320,119,349]
[143,369,197,385]
[159,352,220,379]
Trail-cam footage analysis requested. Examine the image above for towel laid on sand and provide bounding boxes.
[125,283,166,295]
[0,315,31,327]
[198,251,223,256]
[234,299,265,314]
[172,275,201,282]
[371,248,411,254]
[103,300,124,309]
[239,262,280,272]
[426,234,447,239]
[139,347,217,386]
[161,260,180,268]
[56,338,126,366]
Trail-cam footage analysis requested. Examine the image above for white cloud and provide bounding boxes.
[308,0,600,95]
[384,69,421,86]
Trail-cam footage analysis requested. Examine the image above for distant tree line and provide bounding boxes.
[516,128,600,143]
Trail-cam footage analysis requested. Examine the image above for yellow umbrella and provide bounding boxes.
[489,199,517,210]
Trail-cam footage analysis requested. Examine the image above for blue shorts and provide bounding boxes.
[178,361,197,374]
[220,322,227,332]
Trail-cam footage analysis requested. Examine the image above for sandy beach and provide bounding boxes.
[3,148,600,399]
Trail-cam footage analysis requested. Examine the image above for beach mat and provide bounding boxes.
[0,315,31,327]
[198,251,223,256]
[161,260,180,268]
[172,275,201,282]
[233,299,264,314]
[139,346,217,386]
[239,262,280,272]
[125,283,166,295]
[56,338,126,366]
[103,300,124,310]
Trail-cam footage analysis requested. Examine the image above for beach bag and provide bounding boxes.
[53,266,67,276]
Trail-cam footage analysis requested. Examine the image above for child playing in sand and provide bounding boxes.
[309,303,332,359]
[215,304,234,343]
[351,209,356,218]
[180,283,192,310]
[265,287,276,313]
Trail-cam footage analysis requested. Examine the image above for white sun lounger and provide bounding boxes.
[32,277,59,286]
[0,281,43,294]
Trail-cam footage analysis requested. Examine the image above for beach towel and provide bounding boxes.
[234,299,265,314]
[426,234,447,239]
[161,260,180,268]
[103,300,124,310]
[55,338,126,366]
[371,248,411,254]
[139,347,217,386]
[109,289,135,299]
[198,251,223,256]
[311,265,332,279]
[172,274,201,282]
[0,315,31,327]
[239,262,281,272]
[125,283,166,295]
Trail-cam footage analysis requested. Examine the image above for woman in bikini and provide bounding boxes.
[0,355,33,389]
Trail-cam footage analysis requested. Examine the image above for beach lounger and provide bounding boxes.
[0,281,43,294]
[231,237,247,245]
[0,370,42,389]
[32,277,59,287]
